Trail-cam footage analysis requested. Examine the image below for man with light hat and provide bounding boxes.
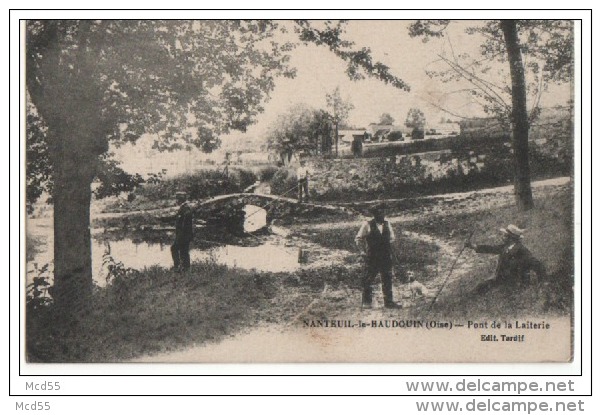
[465,224,546,286]
[171,191,193,272]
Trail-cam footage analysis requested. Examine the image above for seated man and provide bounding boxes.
[465,224,546,289]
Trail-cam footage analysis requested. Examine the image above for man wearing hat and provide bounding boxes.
[296,159,311,203]
[354,205,402,309]
[465,224,546,287]
[171,191,194,272]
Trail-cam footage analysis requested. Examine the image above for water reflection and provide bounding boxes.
[95,238,300,275]
[27,222,299,287]
[243,204,267,233]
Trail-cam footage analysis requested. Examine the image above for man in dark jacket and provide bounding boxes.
[171,191,194,272]
[465,224,546,289]
[355,206,402,309]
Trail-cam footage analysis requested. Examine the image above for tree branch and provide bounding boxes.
[438,54,510,111]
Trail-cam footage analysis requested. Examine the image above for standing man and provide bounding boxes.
[171,191,193,272]
[296,159,311,203]
[355,206,402,309]
[465,224,546,289]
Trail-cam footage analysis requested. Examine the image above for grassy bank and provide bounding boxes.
[299,226,440,282]
[27,184,574,362]
[298,184,573,320]
[402,184,574,281]
[26,261,280,362]
[103,167,260,213]
[26,260,371,362]
[403,185,574,319]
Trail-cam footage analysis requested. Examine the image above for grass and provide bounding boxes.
[298,184,573,321]
[405,185,574,320]
[403,184,574,280]
[26,184,574,361]
[299,225,440,277]
[26,261,279,362]
[102,167,258,213]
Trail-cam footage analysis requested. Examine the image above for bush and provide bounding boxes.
[386,131,404,142]
[269,167,298,196]
[257,165,279,182]
[231,168,258,191]
[411,129,425,140]
[132,168,257,203]
[26,261,278,362]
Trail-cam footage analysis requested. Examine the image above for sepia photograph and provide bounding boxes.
[24,19,576,363]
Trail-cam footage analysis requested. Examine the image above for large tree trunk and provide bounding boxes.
[53,164,94,313]
[27,22,106,324]
[501,20,534,211]
[41,88,106,316]
[50,138,97,317]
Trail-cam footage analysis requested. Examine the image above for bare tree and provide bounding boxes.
[410,19,573,210]
[326,86,354,157]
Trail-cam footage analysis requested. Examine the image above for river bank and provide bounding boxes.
[26,177,573,362]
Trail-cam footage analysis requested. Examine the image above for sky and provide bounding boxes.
[115,20,573,173]
[222,20,571,145]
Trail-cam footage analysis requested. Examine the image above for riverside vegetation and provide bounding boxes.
[26,180,572,362]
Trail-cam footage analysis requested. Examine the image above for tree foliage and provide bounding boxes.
[325,86,355,156]
[26,101,51,212]
[405,108,426,130]
[266,104,331,161]
[93,155,145,199]
[295,20,410,91]
[378,113,395,125]
[466,20,573,84]
[32,20,296,135]
[325,86,354,125]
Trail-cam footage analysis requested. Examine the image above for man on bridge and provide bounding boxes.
[296,159,311,203]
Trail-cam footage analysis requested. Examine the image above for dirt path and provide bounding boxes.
[129,229,471,363]
[298,176,570,231]
[128,177,571,363]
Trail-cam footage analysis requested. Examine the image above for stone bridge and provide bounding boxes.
[93,193,356,236]
[195,193,354,229]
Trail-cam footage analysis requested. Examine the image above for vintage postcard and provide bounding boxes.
[24,19,576,363]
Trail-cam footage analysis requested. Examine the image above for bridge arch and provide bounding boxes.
[194,193,353,233]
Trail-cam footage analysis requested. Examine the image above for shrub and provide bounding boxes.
[26,264,53,312]
[132,168,257,203]
[386,131,404,142]
[411,129,425,140]
[231,167,258,191]
[257,165,279,182]
[269,167,298,196]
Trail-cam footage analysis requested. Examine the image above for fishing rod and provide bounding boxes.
[428,229,475,310]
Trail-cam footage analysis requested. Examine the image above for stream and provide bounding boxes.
[26,204,347,287]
